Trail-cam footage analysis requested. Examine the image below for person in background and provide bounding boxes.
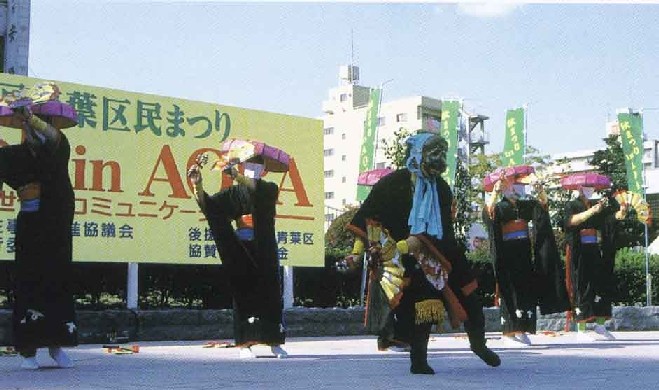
[483,174,569,346]
[188,155,287,358]
[0,104,77,369]
[563,180,627,340]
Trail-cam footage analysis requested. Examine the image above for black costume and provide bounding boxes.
[1,135,77,355]
[201,179,285,346]
[564,197,619,322]
[484,197,569,335]
[349,169,499,370]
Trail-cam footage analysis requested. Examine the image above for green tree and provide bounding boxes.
[454,160,472,247]
[590,135,628,191]
[382,127,412,168]
[324,206,359,259]
[467,152,501,217]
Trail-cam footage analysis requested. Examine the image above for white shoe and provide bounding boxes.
[503,335,528,347]
[270,345,288,359]
[594,325,616,341]
[576,330,598,342]
[49,347,74,368]
[515,333,532,345]
[20,356,39,370]
[239,347,256,359]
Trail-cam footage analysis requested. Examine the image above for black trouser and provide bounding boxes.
[452,283,487,349]
[410,323,432,368]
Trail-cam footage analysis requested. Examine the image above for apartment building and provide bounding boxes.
[1,0,30,75]
[321,66,445,227]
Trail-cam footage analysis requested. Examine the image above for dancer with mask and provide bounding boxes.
[188,152,287,358]
[483,169,569,346]
[347,132,500,374]
[562,174,627,340]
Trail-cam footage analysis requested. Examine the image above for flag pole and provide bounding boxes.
[523,103,528,164]
[373,79,392,160]
[639,109,652,305]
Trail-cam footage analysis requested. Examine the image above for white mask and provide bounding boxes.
[512,184,527,198]
[243,162,265,179]
[581,187,595,200]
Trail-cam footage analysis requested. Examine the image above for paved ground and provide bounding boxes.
[2,331,659,389]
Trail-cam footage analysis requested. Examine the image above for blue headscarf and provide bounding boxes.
[406,133,443,239]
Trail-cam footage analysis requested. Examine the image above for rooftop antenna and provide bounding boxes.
[350,29,355,84]
[340,29,360,86]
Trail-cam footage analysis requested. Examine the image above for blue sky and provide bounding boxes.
[28,0,659,155]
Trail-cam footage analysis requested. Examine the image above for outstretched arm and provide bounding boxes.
[187,163,206,212]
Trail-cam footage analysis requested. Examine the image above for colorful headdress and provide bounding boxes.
[483,165,536,192]
[0,82,78,130]
[211,138,290,173]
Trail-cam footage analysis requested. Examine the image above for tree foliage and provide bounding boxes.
[590,135,628,191]
[324,206,359,258]
[453,160,472,248]
[382,127,412,169]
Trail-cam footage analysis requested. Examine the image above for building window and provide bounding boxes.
[378,116,386,126]
[325,192,334,200]
[396,113,408,122]
[342,176,346,183]
[342,155,347,162]
[323,148,334,157]
[340,93,348,102]
[324,170,334,178]
[376,162,386,169]
[341,133,346,140]
[342,199,347,205]
[325,213,335,222]
[324,127,334,135]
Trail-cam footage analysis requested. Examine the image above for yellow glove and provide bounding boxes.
[396,240,409,254]
[351,239,365,255]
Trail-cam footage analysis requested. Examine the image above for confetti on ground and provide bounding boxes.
[103,345,140,354]
[203,341,235,348]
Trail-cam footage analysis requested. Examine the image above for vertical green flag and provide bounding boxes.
[502,107,525,166]
[440,100,460,187]
[357,88,381,202]
[618,111,645,194]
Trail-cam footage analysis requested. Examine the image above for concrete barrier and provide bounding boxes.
[1,306,659,345]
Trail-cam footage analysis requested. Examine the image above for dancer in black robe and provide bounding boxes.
[347,133,500,374]
[1,105,77,369]
[189,156,286,358]
[563,183,626,340]
[483,177,569,345]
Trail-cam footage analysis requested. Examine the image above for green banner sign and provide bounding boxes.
[357,88,381,201]
[618,111,645,195]
[440,100,460,187]
[502,107,525,166]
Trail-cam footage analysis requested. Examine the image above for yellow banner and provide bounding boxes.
[0,74,325,267]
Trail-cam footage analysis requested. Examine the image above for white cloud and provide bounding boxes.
[456,2,523,18]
